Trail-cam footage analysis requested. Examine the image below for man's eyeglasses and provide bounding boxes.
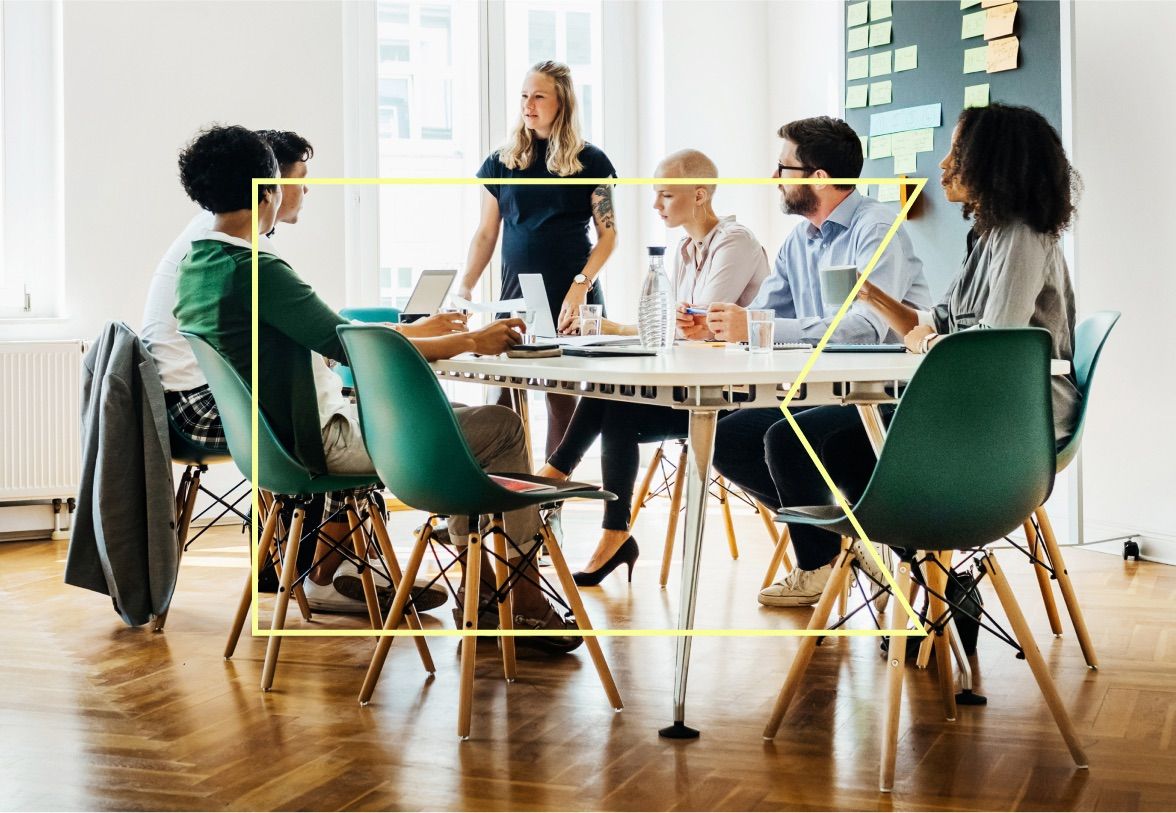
[776,162,814,175]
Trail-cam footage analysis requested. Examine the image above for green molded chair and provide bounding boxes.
[761,329,1088,792]
[336,324,623,739]
[181,331,434,690]
[336,307,401,390]
[1023,310,1120,669]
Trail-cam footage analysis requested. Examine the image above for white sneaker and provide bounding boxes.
[758,564,832,607]
[332,560,449,613]
[850,539,891,612]
[303,577,372,614]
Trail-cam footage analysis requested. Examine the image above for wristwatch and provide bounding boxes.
[572,273,594,289]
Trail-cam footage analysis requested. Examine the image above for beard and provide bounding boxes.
[781,185,819,217]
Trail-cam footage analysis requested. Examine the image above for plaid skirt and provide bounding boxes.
[166,385,367,515]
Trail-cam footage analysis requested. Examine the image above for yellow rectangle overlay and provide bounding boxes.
[248,175,928,639]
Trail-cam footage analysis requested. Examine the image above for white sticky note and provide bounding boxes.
[869,81,893,106]
[847,1,869,27]
[845,84,869,109]
[860,135,870,157]
[857,183,872,197]
[870,21,892,47]
[848,25,870,52]
[870,0,892,21]
[877,184,901,202]
[964,44,989,74]
[962,9,987,39]
[894,45,918,72]
[964,83,990,108]
[870,50,892,77]
[893,153,917,174]
[870,133,893,159]
[848,55,870,81]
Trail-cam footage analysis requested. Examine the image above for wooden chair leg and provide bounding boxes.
[658,443,690,588]
[880,559,915,792]
[1025,518,1064,637]
[268,510,312,623]
[1035,507,1098,669]
[346,498,383,629]
[457,524,484,739]
[757,501,794,588]
[763,542,855,738]
[154,466,203,633]
[630,444,664,526]
[540,523,623,710]
[224,500,281,659]
[923,551,957,721]
[367,507,434,673]
[261,505,305,691]
[717,477,739,560]
[983,550,1089,767]
[359,522,433,704]
[490,514,517,682]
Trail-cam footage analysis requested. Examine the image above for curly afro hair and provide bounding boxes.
[947,104,1080,237]
[255,129,314,171]
[178,125,279,214]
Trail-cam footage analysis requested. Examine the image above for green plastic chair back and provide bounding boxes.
[336,307,402,389]
[181,331,378,497]
[337,324,608,517]
[1055,310,1120,472]
[784,329,1056,552]
[167,413,231,465]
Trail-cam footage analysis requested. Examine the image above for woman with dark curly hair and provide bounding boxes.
[754,104,1081,607]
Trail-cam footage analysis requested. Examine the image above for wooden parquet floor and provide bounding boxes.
[2,500,1175,812]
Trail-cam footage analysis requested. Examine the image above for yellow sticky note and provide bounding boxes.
[870,21,892,47]
[870,51,892,77]
[848,25,870,52]
[986,35,1019,72]
[870,0,892,21]
[848,55,870,81]
[961,9,986,39]
[847,1,869,27]
[870,133,893,159]
[984,2,1017,40]
[893,154,917,174]
[894,45,918,72]
[877,184,901,202]
[964,44,989,73]
[845,84,869,109]
[964,83,990,108]
[869,81,893,106]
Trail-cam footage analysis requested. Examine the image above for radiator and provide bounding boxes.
[0,340,84,502]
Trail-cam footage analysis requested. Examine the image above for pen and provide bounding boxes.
[682,306,708,315]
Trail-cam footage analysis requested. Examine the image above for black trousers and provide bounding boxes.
[547,399,689,531]
[712,405,883,571]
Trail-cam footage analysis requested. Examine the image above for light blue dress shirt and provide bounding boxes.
[749,191,931,343]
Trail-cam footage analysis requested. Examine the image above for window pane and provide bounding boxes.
[379,3,409,25]
[566,12,591,65]
[379,41,409,62]
[528,10,556,63]
[378,77,411,139]
[420,78,453,140]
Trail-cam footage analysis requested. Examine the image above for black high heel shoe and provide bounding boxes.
[573,537,639,587]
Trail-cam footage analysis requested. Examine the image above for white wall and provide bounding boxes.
[0,0,348,345]
[1071,1,1176,559]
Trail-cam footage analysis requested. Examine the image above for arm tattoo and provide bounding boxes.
[591,185,616,231]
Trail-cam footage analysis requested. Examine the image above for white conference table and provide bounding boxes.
[431,345,1068,739]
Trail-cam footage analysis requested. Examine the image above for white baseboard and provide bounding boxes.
[0,503,58,542]
[1083,519,1176,566]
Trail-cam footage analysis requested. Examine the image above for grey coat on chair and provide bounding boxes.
[66,321,177,627]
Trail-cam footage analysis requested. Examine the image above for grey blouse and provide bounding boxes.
[927,221,1080,443]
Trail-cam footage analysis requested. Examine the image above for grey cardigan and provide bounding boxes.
[66,322,178,627]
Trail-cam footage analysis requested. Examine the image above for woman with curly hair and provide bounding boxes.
[458,60,618,458]
[756,103,1082,607]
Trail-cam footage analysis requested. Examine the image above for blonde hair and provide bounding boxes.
[657,149,719,201]
[499,61,586,177]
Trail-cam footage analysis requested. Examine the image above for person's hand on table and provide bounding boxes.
[705,303,749,343]
[470,318,526,355]
[559,316,630,336]
[397,311,469,338]
[557,284,589,332]
[903,324,936,353]
[675,302,712,340]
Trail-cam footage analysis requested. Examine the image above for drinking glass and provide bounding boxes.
[747,309,775,354]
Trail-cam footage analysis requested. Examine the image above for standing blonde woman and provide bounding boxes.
[458,60,618,457]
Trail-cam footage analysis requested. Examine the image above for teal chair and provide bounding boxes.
[336,324,623,739]
[180,331,434,691]
[761,329,1087,792]
[152,418,249,633]
[1023,311,1119,669]
[336,307,401,390]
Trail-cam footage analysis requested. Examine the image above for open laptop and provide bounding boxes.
[517,273,638,347]
[402,269,457,317]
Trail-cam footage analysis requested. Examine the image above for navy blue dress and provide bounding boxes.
[477,139,616,321]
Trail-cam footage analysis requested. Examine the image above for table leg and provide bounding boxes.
[856,404,887,455]
[659,409,718,740]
